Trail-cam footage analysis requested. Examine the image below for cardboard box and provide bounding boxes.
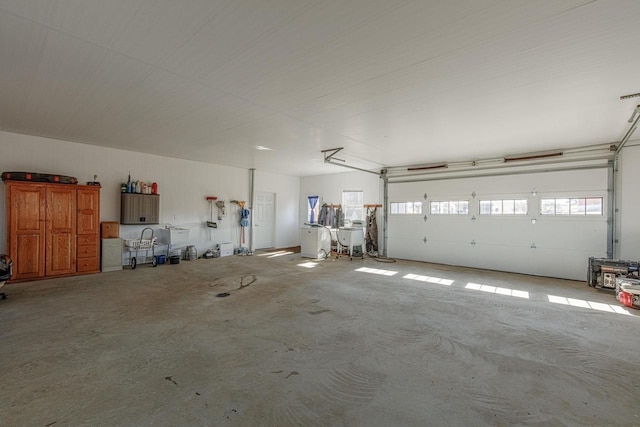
[101,221,120,238]
[219,242,233,257]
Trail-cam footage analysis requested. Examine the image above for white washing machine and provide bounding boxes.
[301,225,332,259]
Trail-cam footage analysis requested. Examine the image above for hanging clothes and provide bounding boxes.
[335,206,344,228]
[366,207,378,253]
[318,204,329,225]
[326,205,335,228]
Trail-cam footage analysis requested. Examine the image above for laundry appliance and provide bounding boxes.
[336,219,365,259]
[301,225,332,259]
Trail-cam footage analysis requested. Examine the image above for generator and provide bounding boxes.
[587,257,640,289]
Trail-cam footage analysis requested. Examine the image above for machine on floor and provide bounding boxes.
[587,257,639,289]
[336,219,365,260]
[301,224,332,259]
[616,278,640,309]
[587,257,640,309]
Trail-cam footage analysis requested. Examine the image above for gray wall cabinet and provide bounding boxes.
[120,193,159,225]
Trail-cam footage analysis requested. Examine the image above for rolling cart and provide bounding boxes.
[124,227,158,269]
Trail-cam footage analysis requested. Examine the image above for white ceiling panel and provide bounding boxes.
[0,12,48,128]
[276,1,612,120]
[42,0,148,48]
[0,0,56,23]
[1,0,640,176]
[233,0,511,108]
[198,0,411,94]
[108,0,234,65]
[161,0,315,81]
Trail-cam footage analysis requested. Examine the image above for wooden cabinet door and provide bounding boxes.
[45,187,76,276]
[8,183,46,280]
[77,187,100,235]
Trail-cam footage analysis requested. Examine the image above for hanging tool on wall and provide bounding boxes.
[230,200,242,246]
[216,200,226,219]
[239,201,250,246]
[229,200,250,248]
[206,196,218,228]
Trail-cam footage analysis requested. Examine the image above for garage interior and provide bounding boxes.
[1,1,640,425]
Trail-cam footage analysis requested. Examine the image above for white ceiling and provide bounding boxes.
[1,0,640,177]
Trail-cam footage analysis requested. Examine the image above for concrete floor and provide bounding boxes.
[1,250,639,426]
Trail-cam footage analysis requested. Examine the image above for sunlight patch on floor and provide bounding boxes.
[548,295,630,315]
[466,283,529,299]
[403,274,454,285]
[268,251,294,258]
[356,267,398,276]
[297,262,318,268]
[257,250,287,257]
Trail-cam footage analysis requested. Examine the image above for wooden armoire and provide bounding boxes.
[5,181,101,281]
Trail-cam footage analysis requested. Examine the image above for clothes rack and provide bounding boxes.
[318,203,344,228]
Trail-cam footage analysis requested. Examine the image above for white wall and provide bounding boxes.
[300,170,383,252]
[299,170,383,224]
[617,140,640,259]
[0,130,300,256]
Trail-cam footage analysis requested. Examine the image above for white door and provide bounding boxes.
[254,192,275,249]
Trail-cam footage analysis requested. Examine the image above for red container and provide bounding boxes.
[618,291,634,308]
[152,182,158,194]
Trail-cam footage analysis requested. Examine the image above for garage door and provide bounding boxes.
[387,168,608,280]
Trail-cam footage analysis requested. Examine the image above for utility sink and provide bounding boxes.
[157,228,189,246]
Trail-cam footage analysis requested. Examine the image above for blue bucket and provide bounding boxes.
[156,255,166,265]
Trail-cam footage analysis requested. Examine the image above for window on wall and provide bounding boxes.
[342,190,364,224]
[307,196,320,223]
[390,202,423,214]
[429,200,469,215]
[540,197,603,216]
[479,199,528,215]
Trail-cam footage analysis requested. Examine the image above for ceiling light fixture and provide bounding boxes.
[256,146,273,151]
